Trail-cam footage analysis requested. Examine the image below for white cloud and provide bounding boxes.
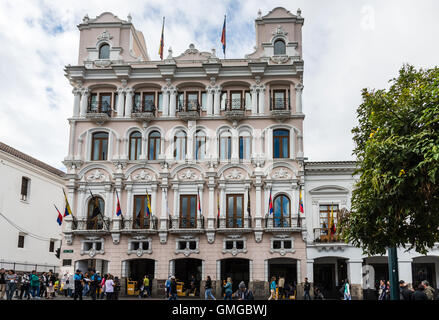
[0,0,438,169]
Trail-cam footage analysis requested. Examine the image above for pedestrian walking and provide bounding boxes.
[268,276,277,300]
[19,272,30,300]
[303,277,311,300]
[224,277,233,300]
[29,270,40,299]
[378,280,386,300]
[114,276,121,300]
[168,276,178,300]
[105,274,115,300]
[0,268,6,300]
[89,270,99,300]
[399,280,413,301]
[204,275,216,300]
[46,270,56,299]
[165,275,171,299]
[99,274,107,299]
[73,269,83,301]
[139,275,150,298]
[422,280,435,300]
[413,284,428,300]
[5,270,18,300]
[39,272,47,298]
[343,279,351,300]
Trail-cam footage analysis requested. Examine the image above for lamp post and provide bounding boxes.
[387,247,399,300]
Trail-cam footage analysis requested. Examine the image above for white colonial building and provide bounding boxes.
[0,142,65,274]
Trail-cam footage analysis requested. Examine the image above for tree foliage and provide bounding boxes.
[340,65,439,255]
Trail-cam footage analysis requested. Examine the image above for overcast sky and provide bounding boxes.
[0,0,438,170]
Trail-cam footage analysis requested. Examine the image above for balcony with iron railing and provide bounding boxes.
[224,98,246,121]
[69,217,111,234]
[217,217,252,233]
[87,100,112,123]
[169,216,205,233]
[313,227,342,243]
[132,101,156,121]
[264,215,302,233]
[177,99,201,120]
[269,98,291,120]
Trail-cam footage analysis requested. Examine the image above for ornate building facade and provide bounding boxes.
[61,8,307,298]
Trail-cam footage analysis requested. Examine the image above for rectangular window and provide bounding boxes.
[143,93,155,112]
[131,242,140,251]
[100,93,112,113]
[201,92,207,111]
[133,195,151,229]
[284,240,292,249]
[89,94,98,111]
[189,241,197,250]
[319,204,339,236]
[225,241,234,250]
[230,91,242,110]
[158,93,163,111]
[178,93,184,110]
[62,259,72,266]
[273,129,290,159]
[273,90,287,110]
[273,240,282,249]
[21,177,30,201]
[18,235,25,248]
[180,195,197,228]
[226,194,244,228]
[220,136,231,160]
[134,93,141,111]
[91,132,109,161]
[236,241,244,250]
[239,136,251,160]
[49,240,55,252]
[178,241,186,250]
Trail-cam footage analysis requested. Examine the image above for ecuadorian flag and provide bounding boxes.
[54,205,63,226]
[268,188,274,215]
[146,191,152,217]
[221,15,226,55]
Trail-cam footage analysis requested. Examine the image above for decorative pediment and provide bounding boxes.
[97,30,113,42]
[262,7,297,19]
[86,169,109,182]
[271,168,293,179]
[224,168,245,180]
[132,169,155,181]
[272,25,288,37]
[178,169,200,181]
[174,43,214,61]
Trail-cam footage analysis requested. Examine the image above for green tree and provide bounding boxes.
[341,65,439,255]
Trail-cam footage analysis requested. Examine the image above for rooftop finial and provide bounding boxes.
[257,9,262,18]
[83,14,89,23]
[167,47,173,59]
[297,8,302,17]
[127,13,132,22]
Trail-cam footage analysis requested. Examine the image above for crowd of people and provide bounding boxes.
[0,267,122,300]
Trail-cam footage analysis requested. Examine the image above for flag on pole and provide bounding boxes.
[330,203,336,235]
[115,189,122,217]
[221,15,226,57]
[146,190,152,217]
[247,188,251,218]
[268,188,274,216]
[197,189,202,218]
[159,17,165,60]
[299,187,304,214]
[62,189,72,218]
[54,204,63,226]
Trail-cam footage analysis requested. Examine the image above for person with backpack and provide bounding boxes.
[114,276,121,300]
[39,272,47,298]
[165,275,171,299]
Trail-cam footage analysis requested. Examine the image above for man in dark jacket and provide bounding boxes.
[169,276,177,300]
[304,278,311,300]
[234,281,254,300]
[412,284,428,300]
[399,280,413,301]
[89,270,99,300]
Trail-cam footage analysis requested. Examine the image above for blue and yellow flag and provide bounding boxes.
[63,189,73,217]
[146,190,152,217]
[159,17,165,60]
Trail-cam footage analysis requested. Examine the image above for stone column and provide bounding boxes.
[72,88,81,117]
[208,181,215,228]
[206,87,214,115]
[116,88,125,117]
[295,82,303,114]
[219,183,226,228]
[347,259,364,300]
[162,87,169,116]
[68,120,76,159]
[297,132,304,159]
[79,88,89,117]
[213,86,221,115]
[169,88,177,116]
[254,179,262,228]
[231,127,239,163]
[258,86,265,114]
[251,86,258,115]
[124,88,133,118]
[173,185,179,217]
[75,137,83,160]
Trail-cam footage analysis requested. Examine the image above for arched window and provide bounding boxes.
[274,39,286,55]
[91,132,109,161]
[148,131,161,160]
[87,196,105,230]
[239,131,251,160]
[129,131,142,161]
[219,130,232,160]
[99,44,110,59]
[195,130,206,160]
[273,194,291,227]
[174,130,187,160]
[273,129,289,159]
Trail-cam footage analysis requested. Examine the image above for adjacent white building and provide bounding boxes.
[0,142,66,273]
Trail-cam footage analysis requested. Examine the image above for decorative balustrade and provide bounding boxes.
[313,227,341,243]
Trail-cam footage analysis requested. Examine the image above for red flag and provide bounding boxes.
[221,15,226,56]
[54,204,63,226]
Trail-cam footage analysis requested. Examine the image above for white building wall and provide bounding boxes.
[0,151,65,271]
